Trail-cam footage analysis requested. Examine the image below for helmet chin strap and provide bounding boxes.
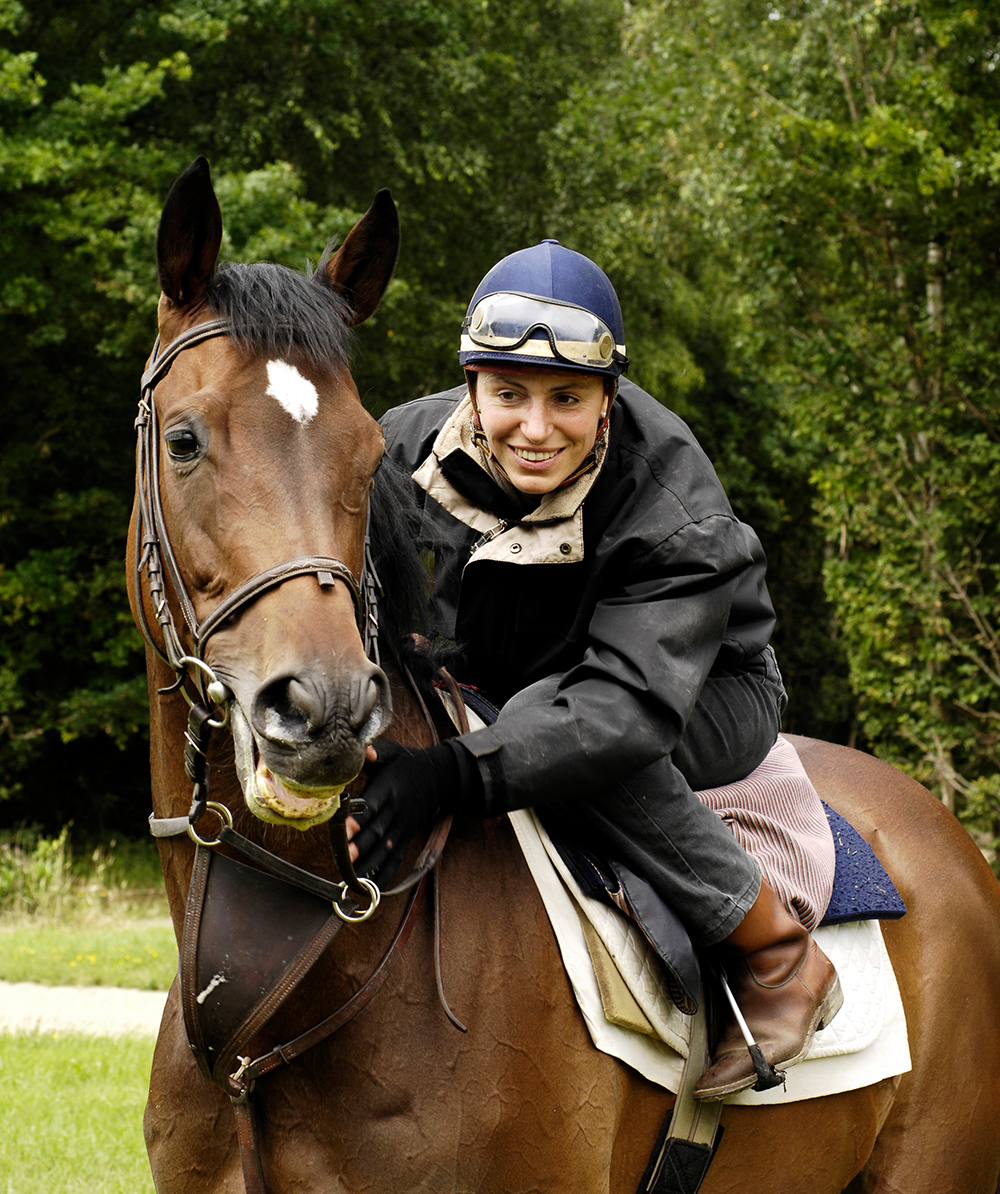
[596,376,616,435]
[466,382,515,488]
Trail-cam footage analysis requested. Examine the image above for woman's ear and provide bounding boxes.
[466,374,483,430]
[600,377,615,422]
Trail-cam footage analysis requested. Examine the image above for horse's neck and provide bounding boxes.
[381,649,455,746]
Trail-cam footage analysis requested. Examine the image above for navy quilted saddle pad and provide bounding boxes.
[820,803,905,925]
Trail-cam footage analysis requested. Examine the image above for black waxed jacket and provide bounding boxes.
[380,378,776,815]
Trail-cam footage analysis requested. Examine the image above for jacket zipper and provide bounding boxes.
[469,519,509,556]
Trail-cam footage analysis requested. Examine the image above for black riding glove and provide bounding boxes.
[353,739,484,882]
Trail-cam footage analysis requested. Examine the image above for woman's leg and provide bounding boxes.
[498,653,785,946]
[672,647,786,791]
[500,651,840,1099]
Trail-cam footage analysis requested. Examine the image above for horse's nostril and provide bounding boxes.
[349,670,388,732]
[252,675,325,743]
[251,665,390,746]
[284,678,323,727]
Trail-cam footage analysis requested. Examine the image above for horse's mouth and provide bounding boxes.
[252,760,345,826]
[230,703,345,831]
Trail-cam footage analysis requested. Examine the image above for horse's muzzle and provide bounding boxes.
[229,662,391,829]
[252,666,387,744]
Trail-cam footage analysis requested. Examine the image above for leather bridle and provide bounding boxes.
[135,318,461,1193]
[133,318,381,688]
[135,318,386,905]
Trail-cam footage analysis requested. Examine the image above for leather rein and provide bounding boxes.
[134,320,462,1193]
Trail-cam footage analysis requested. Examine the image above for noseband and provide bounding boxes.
[133,317,382,697]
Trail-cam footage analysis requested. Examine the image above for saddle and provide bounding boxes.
[550,799,906,1019]
[510,803,912,1194]
[467,696,907,1194]
[462,690,905,1021]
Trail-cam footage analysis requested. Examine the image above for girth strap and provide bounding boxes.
[637,991,724,1194]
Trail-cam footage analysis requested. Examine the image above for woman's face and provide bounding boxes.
[474,369,607,495]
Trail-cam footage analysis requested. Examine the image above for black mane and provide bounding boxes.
[367,455,433,649]
[367,455,461,685]
[206,260,353,372]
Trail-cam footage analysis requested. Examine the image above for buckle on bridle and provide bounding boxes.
[187,801,234,848]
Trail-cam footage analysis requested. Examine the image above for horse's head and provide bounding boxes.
[133,157,400,831]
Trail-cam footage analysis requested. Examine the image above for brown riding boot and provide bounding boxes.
[693,880,843,1101]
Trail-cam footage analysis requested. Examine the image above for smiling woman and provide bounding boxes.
[358,237,844,1100]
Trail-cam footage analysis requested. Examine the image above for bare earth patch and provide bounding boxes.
[0,980,167,1036]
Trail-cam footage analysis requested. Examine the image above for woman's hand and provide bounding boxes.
[346,740,467,882]
[345,744,378,860]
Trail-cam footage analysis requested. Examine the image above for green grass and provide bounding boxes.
[0,1031,156,1193]
[0,832,172,1191]
[0,827,168,920]
[0,920,177,989]
[0,826,175,990]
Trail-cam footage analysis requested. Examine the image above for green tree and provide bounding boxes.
[1,0,186,830]
[549,0,1000,849]
[0,0,623,833]
[544,3,856,744]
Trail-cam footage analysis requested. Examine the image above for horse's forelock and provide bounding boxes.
[206,262,354,373]
[202,265,438,665]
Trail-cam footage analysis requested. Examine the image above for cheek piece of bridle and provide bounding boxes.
[136,319,386,903]
[136,321,462,1194]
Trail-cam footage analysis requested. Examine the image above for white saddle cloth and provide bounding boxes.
[508,806,912,1104]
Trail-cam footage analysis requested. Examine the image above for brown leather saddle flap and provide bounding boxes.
[181,845,342,1087]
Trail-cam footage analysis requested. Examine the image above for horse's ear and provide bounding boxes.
[156,157,222,307]
[324,189,400,327]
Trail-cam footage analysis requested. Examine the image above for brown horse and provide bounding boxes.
[131,159,1000,1194]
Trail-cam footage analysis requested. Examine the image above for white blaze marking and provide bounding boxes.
[266,359,318,424]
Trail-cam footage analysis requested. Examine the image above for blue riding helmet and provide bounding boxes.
[459,240,628,378]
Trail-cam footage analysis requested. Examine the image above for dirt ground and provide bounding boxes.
[0,980,167,1036]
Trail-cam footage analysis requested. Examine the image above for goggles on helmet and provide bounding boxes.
[461,291,628,372]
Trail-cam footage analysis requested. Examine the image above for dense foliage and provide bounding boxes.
[3,0,999,858]
[544,0,1000,853]
[0,0,621,832]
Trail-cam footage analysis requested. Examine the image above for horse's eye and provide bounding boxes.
[164,428,201,461]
